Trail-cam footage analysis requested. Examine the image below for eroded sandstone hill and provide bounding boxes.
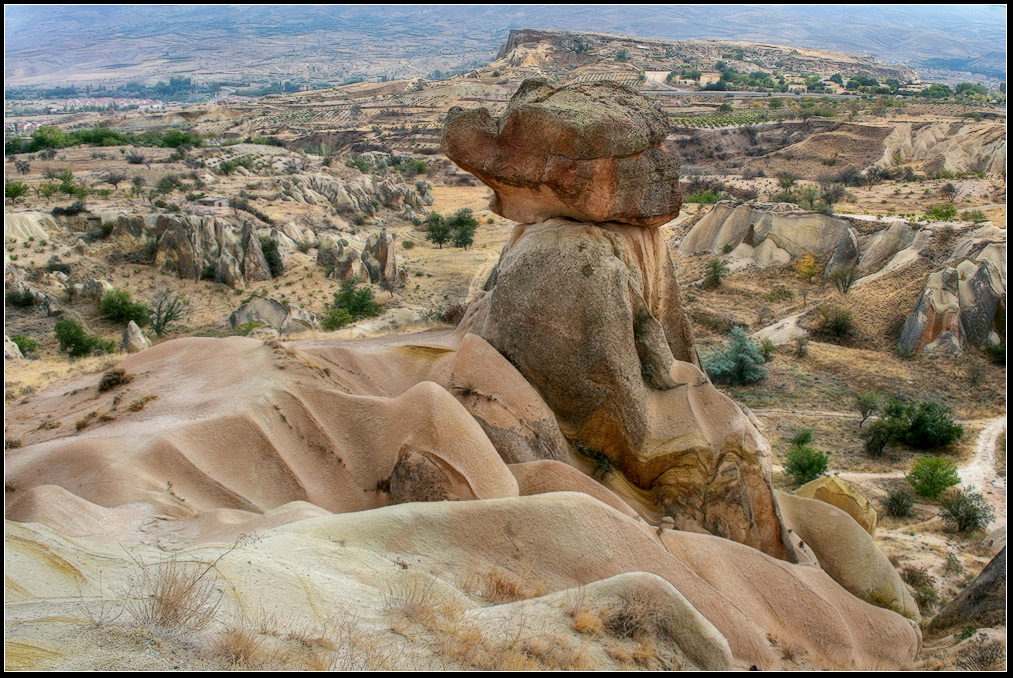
[4,80,921,670]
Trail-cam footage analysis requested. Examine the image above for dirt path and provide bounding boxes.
[772,413,1007,526]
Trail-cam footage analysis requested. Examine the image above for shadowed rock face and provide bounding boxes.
[443,79,682,227]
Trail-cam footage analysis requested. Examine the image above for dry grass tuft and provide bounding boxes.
[213,623,263,668]
[126,553,223,633]
[602,588,663,639]
[572,610,605,635]
[128,394,159,412]
[459,561,544,605]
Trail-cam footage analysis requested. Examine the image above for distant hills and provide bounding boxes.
[3,5,1005,89]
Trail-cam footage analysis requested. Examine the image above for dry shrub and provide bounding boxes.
[631,637,659,668]
[956,634,1005,671]
[213,623,262,668]
[572,611,604,635]
[98,368,133,393]
[126,553,223,632]
[459,561,543,604]
[128,394,158,412]
[602,588,663,639]
[382,573,457,628]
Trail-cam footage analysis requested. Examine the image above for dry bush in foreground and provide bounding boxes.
[955,635,1005,671]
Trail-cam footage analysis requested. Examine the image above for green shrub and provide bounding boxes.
[54,319,115,357]
[789,428,813,447]
[862,416,905,456]
[884,488,915,517]
[901,401,963,449]
[828,266,859,294]
[785,445,829,486]
[684,190,722,204]
[985,340,1005,365]
[815,306,853,342]
[321,280,382,331]
[940,487,995,532]
[320,306,354,331]
[234,321,265,336]
[926,203,957,221]
[907,457,960,498]
[703,326,767,385]
[100,289,151,326]
[258,236,283,277]
[704,257,730,288]
[9,334,38,355]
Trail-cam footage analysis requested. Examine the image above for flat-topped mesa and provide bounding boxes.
[442,79,682,228]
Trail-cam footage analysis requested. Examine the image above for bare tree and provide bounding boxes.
[149,291,190,337]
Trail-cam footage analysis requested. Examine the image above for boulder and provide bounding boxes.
[443,79,682,227]
[793,476,878,535]
[73,238,90,256]
[121,321,150,353]
[858,221,916,274]
[228,296,320,334]
[5,334,24,360]
[81,279,114,302]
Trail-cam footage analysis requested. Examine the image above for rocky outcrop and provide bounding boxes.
[444,81,804,561]
[444,79,682,227]
[317,229,401,286]
[794,476,878,535]
[361,229,400,284]
[4,212,54,242]
[678,202,853,267]
[228,296,320,335]
[121,321,150,353]
[317,235,367,281]
[111,215,273,288]
[878,121,1006,176]
[276,172,433,218]
[898,240,1006,355]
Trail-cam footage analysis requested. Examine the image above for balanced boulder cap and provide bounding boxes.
[443,79,682,227]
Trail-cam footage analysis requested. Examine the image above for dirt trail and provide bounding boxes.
[771,412,1007,527]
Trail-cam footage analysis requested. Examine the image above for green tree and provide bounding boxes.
[424,212,452,248]
[907,457,960,498]
[703,326,767,385]
[5,181,29,203]
[718,103,733,113]
[856,391,879,427]
[448,208,479,250]
[901,401,963,449]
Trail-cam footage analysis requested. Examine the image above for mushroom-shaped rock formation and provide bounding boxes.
[443,79,682,227]
[446,81,795,561]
